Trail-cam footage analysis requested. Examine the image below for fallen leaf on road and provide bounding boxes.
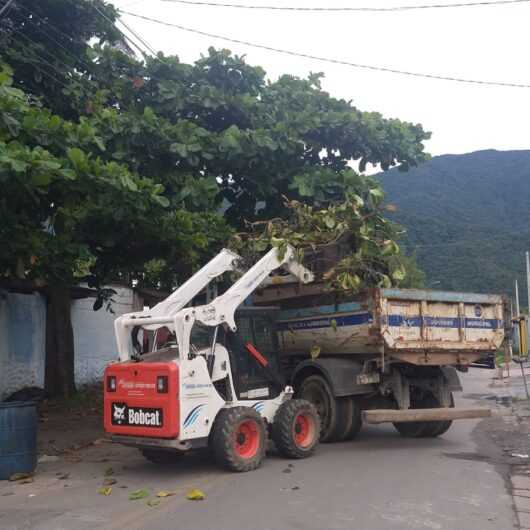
[57,473,70,480]
[98,486,112,496]
[186,489,205,501]
[129,489,149,501]
[156,490,175,498]
[104,467,114,476]
[147,499,160,507]
[18,478,34,484]
[9,473,33,482]
[103,478,117,486]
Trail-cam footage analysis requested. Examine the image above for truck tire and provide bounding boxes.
[141,449,181,464]
[297,375,342,443]
[338,396,362,441]
[420,393,455,438]
[272,399,320,458]
[393,392,454,438]
[211,406,266,472]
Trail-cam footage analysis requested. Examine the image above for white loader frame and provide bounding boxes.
[112,245,314,447]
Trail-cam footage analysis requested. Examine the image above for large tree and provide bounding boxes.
[0,0,430,397]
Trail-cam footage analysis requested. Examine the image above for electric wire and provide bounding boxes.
[160,0,530,11]
[0,0,14,18]
[92,3,151,58]
[120,10,530,88]
[15,5,96,74]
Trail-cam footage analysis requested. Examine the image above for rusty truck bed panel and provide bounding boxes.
[268,287,506,364]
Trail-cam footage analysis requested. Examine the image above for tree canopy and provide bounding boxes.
[0,0,430,396]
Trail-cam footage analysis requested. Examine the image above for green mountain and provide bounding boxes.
[378,149,530,306]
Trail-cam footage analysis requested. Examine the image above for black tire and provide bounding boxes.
[211,406,266,472]
[141,448,181,464]
[297,375,341,443]
[272,399,320,459]
[340,396,363,441]
[393,392,454,438]
[420,393,454,438]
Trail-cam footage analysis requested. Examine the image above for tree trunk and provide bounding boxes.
[45,284,76,398]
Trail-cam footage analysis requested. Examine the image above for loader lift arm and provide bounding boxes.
[174,245,314,359]
[115,248,242,361]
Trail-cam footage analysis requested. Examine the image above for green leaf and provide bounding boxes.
[129,489,150,501]
[67,147,87,170]
[170,143,187,158]
[31,172,53,187]
[10,159,28,173]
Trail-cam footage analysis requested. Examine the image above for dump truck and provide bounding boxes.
[253,285,506,441]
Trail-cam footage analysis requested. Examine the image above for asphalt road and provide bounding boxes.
[0,369,517,530]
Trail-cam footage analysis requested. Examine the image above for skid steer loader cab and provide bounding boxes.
[224,307,283,401]
[104,308,283,436]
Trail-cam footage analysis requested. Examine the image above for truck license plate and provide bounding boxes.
[111,403,163,427]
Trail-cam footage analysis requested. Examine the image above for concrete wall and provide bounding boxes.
[71,286,141,386]
[0,285,141,398]
[0,291,47,399]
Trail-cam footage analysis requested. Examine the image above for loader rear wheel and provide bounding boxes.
[272,399,320,458]
[141,449,181,465]
[297,375,341,443]
[211,407,266,472]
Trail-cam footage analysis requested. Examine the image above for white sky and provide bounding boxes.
[114,0,530,157]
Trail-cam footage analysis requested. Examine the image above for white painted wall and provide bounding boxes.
[0,291,46,400]
[71,285,141,386]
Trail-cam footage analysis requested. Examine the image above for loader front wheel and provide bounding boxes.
[272,399,320,459]
[211,407,266,472]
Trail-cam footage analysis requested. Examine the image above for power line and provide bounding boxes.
[92,3,151,58]
[160,0,530,11]
[0,0,14,18]
[117,15,157,56]
[120,10,530,89]
[15,5,96,73]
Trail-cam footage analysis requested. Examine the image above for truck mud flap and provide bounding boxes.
[362,407,491,424]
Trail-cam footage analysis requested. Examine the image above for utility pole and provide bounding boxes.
[526,251,530,315]
[515,280,521,318]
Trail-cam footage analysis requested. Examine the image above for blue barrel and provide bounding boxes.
[0,401,37,480]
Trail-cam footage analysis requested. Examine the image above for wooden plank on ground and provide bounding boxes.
[363,407,492,424]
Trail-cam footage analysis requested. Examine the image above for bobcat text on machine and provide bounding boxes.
[104,246,320,472]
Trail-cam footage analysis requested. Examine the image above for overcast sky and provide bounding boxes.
[113,0,530,158]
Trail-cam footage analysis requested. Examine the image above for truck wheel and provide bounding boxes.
[297,375,341,443]
[420,393,455,438]
[393,392,454,438]
[272,399,320,459]
[337,396,362,441]
[211,407,266,472]
[141,449,181,464]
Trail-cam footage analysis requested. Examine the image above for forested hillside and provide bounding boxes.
[378,149,530,305]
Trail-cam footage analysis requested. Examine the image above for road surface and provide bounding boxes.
[0,369,517,530]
